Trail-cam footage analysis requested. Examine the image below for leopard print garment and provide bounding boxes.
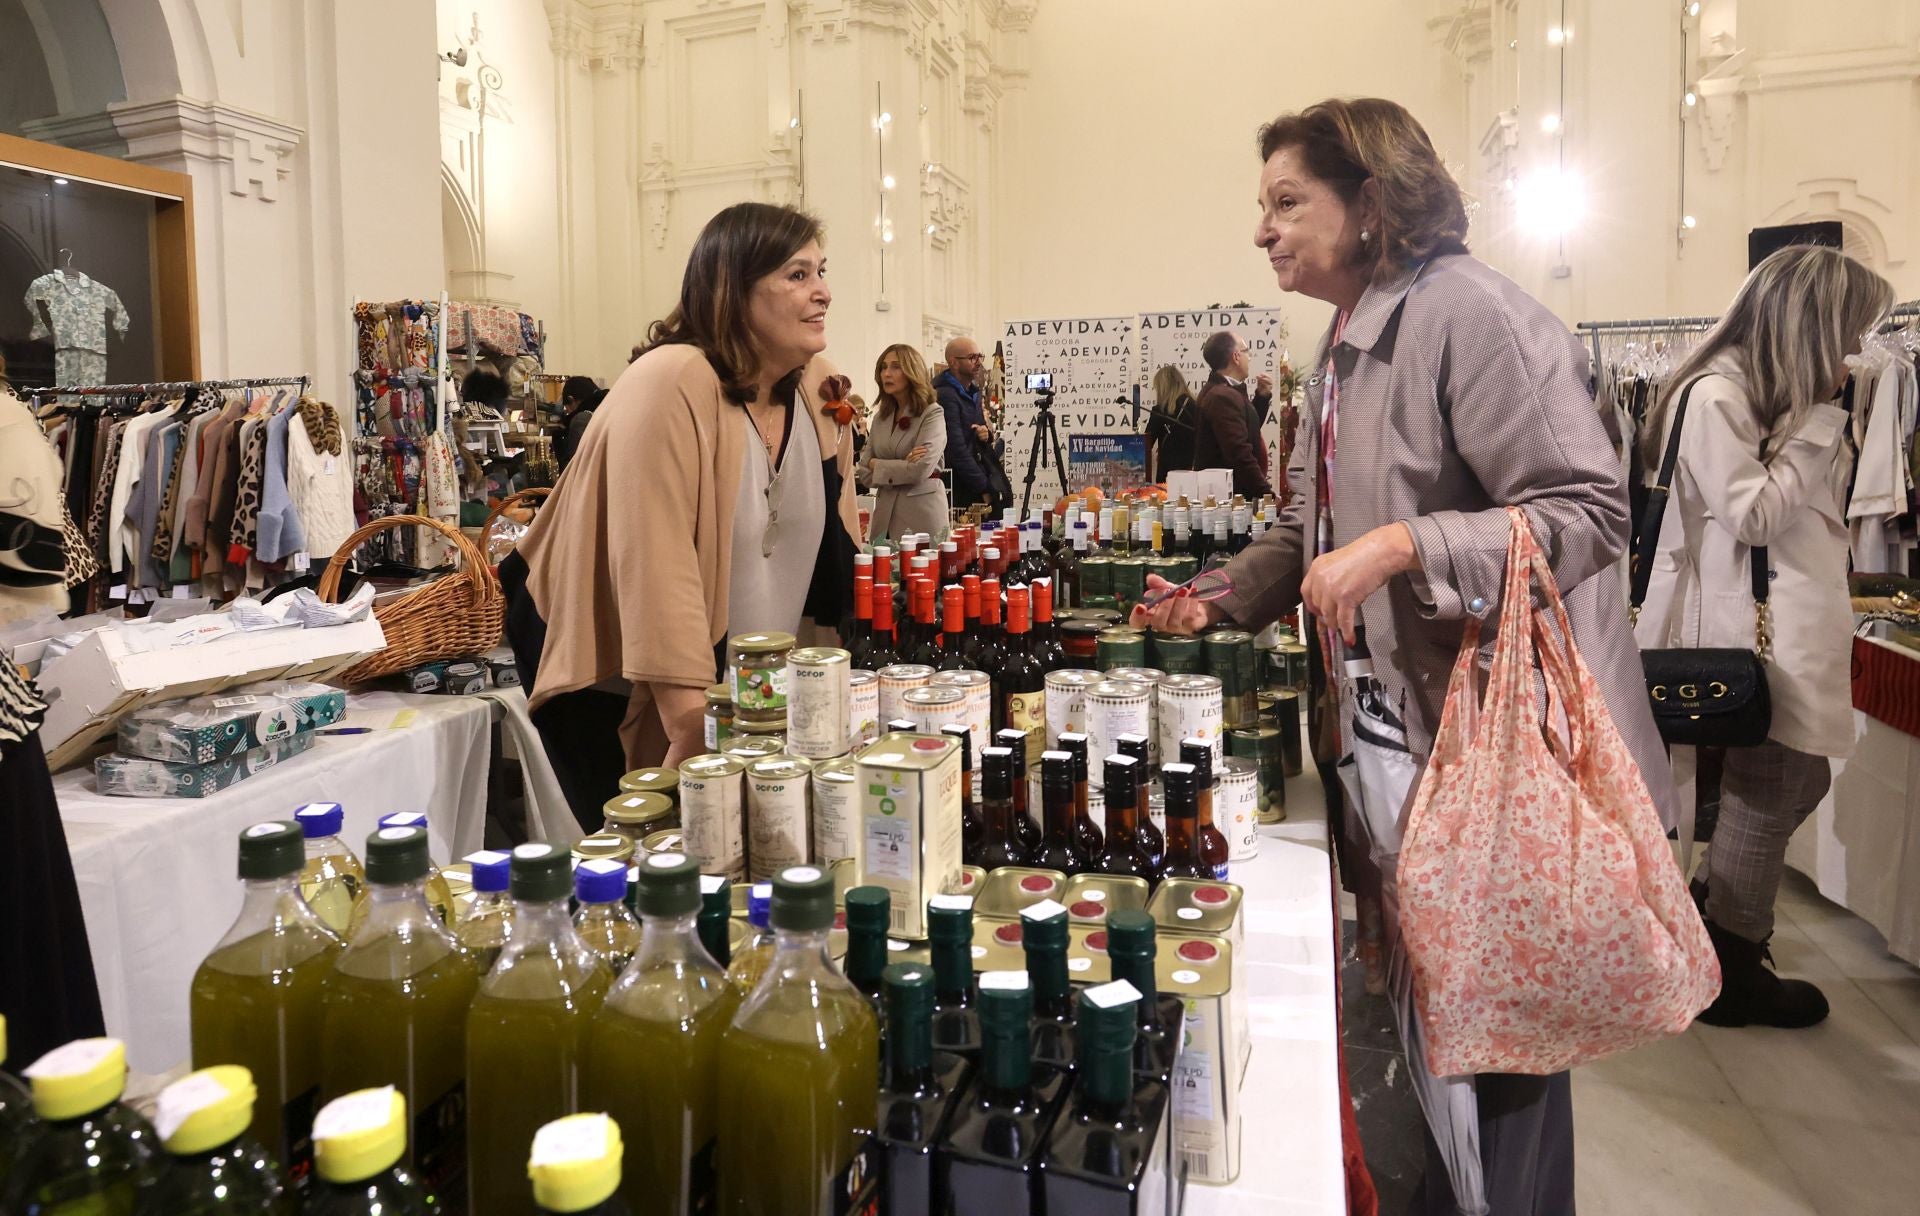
[228,413,270,560]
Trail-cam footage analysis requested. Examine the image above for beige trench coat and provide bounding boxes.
[1218,253,1677,826]
[860,401,950,544]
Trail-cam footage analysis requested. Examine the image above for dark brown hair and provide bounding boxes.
[1258,98,1468,283]
[644,202,824,403]
[1201,331,1237,372]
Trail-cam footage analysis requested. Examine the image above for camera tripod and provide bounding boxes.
[1019,394,1069,518]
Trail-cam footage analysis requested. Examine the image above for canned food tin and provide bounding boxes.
[719,733,786,763]
[1261,689,1305,778]
[1151,633,1206,674]
[972,866,1069,920]
[848,669,881,749]
[1104,666,1166,687]
[746,755,813,882]
[1081,594,1121,611]
[1060,619,1104,664]
[1060,607,1123,628]
[1085,680,1155,776]
[1217,756,1261,860]
[678,753,748,879]
[1227,727,1286,823]
[1043,669,1102,748]
[946,865,986,897]
[601,791,676,845]
[1276,641,1310,693]
[618,766,680,807]
[1157,673,1224,772]
[1204,630,1260,727]
[1059,873,1152,920]
[1163,935,1243,1182]
[1109,557,1150,610]
[729,631,795,726]
[856,732,964,939]
[903,685,967,736]
[876,663,935,724]
[703,683,734,749]
[787,647,851,759]
[639,828,683,857]
[1080,554,1114,599]
[571,832,636,865]
[1096,627,1148,671]
[927,669,992,761]
[1148,878,1248,1073]
[812,757,859,868]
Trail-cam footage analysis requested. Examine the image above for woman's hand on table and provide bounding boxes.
[656,684,708,767]
[1130,573,1224,635]
[1301,523,1421,646]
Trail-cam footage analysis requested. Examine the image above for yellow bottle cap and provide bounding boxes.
[23,1037,127,1121]
[155,1065,256,1155]
[528,1113,623,1212]
[313,1086,407,1184]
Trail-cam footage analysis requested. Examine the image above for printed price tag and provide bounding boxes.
[155,1072,231,1141]
[313,1086,396,1140]
[24,1038,118,1080]
[1083,979,1142,1009]
[529,1114,610,1166]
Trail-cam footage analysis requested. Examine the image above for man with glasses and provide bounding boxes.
[937,336,1001,508]
[1192,330,1274,498]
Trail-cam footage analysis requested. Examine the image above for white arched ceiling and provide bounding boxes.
[16,0,126,116]
[96,0,211,102]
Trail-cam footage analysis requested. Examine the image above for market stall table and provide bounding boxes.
[54,690,493,1072]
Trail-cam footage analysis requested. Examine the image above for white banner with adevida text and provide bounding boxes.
[1136,307,1290,483]
[999,315,1137,511]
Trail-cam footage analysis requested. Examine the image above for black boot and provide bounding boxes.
[1697,919,1830,1029]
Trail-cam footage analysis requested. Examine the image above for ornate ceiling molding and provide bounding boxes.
[24,96,303,203]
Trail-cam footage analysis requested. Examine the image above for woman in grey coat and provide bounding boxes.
[1136,98,1676,1216]
[858,342,949,544]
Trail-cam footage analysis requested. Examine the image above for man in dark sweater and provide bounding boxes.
[1190,329,1274,497]
[936,336,1001,507]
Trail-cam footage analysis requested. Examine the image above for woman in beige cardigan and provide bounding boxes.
[502,203,860,818]
[858,342,949,544]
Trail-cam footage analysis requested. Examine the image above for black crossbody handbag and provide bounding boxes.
[1629,376,1774,747]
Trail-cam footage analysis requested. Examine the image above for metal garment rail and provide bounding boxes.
[1577,301,1920,370]
[28,375,310,398]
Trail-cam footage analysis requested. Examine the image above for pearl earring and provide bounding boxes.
[1361,229,1371,243]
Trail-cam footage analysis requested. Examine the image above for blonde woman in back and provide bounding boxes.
[858,343,949,543]
[1635,244,1895,1028]
[1144,364,1199,480]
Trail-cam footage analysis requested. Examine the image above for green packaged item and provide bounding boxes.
[96,731,318,798]
[117,682,346,765]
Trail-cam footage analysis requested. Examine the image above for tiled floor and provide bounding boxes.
[1345,869,1920,1215]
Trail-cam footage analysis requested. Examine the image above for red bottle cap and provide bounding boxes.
[1006,585,1031,634]
[962,574,982,618]
[942,585,966,635]
[1033,577,1054,623]
[980,578,1002,626]
[853,573,873,620]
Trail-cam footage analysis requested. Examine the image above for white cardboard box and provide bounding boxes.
[20,616,386,770]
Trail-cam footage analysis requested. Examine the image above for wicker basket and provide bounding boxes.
[318,514,505,685]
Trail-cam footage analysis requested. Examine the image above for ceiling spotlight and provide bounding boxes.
[882,175,896,191]
[926,224,937,235]
[1539,112,1562,134]
[1682,214,1698,230]
[882,229,895,244]
[1516,168,1586,237]
[878,111,892,126]
[52,177,68,185]
[1684,90,1698,107]
[789,117,800,129]
[1546,26,1567,46]
[1688,2,1700,16]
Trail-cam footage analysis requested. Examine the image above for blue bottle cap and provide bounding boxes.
[747,882,774,929]
[378,812,428,830]
[465,850,511,894]
[295,803,344,838]
[575,859,627,905]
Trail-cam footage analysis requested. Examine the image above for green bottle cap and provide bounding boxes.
[977,970,1033,1034]
[770,865,835,931]
[1020,898,1069,949]
[1105,909,1157,959]
[927,894,972,943]
[844,886,892,935]
[363,826,430,884]
[236,820,303,880]
[1077,979,1141,1057]
[699,874,732,920]
[510,842,572,901]
[883,963,935,1076]
[635,853,700,917]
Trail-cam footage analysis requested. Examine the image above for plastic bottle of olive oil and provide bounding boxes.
[133,1065,291,1214]
[375,813,457,926]
[295,803,366,936]
[304,1086,438,1215]
[4,1037,155,1213]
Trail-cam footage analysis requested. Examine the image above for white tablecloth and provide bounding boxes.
[1184,766,1345,1214]
[55,691,493,1072]
[1786,708,1920,965]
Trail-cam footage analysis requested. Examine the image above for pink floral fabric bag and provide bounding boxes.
[1399,508,1719,1076]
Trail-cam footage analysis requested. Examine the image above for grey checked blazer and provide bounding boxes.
[1218,254,1677,826]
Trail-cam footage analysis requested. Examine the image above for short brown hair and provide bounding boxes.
[644,202,824,403]
[1201,331,1237,372]
[873,343,936,421]
[1258,98,1468,283]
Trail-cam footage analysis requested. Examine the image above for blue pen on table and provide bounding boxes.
[317,727,374,736]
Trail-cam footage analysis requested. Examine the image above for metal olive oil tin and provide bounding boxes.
[1059,872,1152,921]
[1096,627,1148,672]
[811,757,860,870]
[1217,756,1262,857]
[719,733,787,763]
[787,647,852,760]
[848,668,882,750]
[1043,669,1103,749]
[854,732,964,939]
[745,754,813,883]
[1157,673,1224,771]
[972,866,1070,920]
[678,753,748,879]
[1150,632,1207,675]
[1226,726,1287,822]
[876,663,936,725]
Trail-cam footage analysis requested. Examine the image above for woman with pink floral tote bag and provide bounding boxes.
[1399,508,1721,1076]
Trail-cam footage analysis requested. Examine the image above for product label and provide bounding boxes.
[413,1081,468,1209]
[748,777,809,883]
[704,713,719,750]
[848,682,880,748]
[212,694,260,709]
[734,663,788,713]
[1173,1048,1215,1121]
[788,663,850,758]
[830,1136,881,1216]
[813,776,859,866]
[864,814,913,882]
[1006,691,1046,766]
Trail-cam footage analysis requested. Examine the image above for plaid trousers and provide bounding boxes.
[1705,739,1833,942]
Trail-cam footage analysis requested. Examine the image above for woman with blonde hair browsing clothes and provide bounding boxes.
[1133,97,1672,1214]
[1144,364,1199,480]
[858,342,949,544]
[1635,244,1894,1029]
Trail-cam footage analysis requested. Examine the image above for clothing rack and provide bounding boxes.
[1578,302,1920,363]
[30,375,309,399]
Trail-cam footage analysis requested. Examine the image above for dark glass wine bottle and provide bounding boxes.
[868,590,902,671]
[996,728,1044,855]
[1180,739,1232,881]
[1021,901,1076,1072]
[1104,911,1186,1086]
[997,587,1048,761]
[846,571,876,669]
[974,578,1008,690]
[697,875,731,968]
[906,581,943,668]
[1114,735,1164,876]
[1093,755,1152,883]
[926,895,981,1060]
[842,886,891,1012]
[1157,762,1210,880]
[936,585,971,672]
[940,725,984,866]
[1031,578,1069,671]
[976,747,1031,871]
[875,962,969,1216]
[1037,981,1173,1215]
[937,971,1070,1214]
[1032,752,1081,874]
[1054,520,1089,610]
[1056,733,1104,868]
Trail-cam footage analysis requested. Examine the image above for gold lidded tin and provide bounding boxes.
[1096,627,1148,672]
[729,631,795,726]
[787,646,852,759]
[926,669,992,761]
[848,668,881,750]
[618,766,680,806]
[1084,680,1155,775]
[571,832,636,865]
[945,864,987,897]
[876,663,935,725]
[855,731,964,939]
[1151,632,1207,675]
[1060,607,1124,628]
[972,866,1070,921]
[1260,689,1305,778]
[1204,630,1260,727]
[678,752,748,879]
[719,733,786,763]
[600,791,676,847]
[1043,668,1103,749]
[1275,641,1310,693]
[902,685,967,737]
[1227,726,1287,822]
[1217,756,1262,858]
[811,757,860,869]
[1157,672,1224,772]
[703,683,734,750]
[639,828,683,857]
[1060,872,1152,921]
[745,754,813,882]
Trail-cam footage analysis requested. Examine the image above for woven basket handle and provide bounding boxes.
[479,487,550,538]
[316,513,490,605]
